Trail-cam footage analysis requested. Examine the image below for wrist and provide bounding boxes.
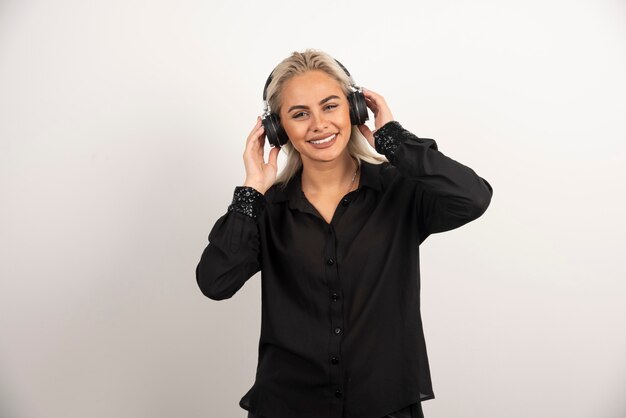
[243,181,267,195]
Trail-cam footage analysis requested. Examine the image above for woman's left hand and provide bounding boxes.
[357,87,395,148]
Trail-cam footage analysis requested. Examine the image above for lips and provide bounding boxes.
[308,133,337,144]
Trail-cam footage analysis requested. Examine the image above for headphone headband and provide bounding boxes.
[262,58,353,103]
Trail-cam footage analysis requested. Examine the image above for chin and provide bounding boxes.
[303,147,348,164]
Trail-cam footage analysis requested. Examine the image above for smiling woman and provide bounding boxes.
[257,50,383,195]
[278,70,355,185]
[195,48,494,418]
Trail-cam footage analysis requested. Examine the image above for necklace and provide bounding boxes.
[347,158,359,193]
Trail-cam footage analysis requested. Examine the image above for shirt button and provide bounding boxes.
[331,356,339,364]
[331,292,339,301]
[335,389,343,398]
[341,198,349,206]
[326,258,335,265]
[334,327,342,334]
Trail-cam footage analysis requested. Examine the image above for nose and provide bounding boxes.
[309,110,328,132]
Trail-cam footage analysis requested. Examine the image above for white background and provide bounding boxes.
[1,0,625,417]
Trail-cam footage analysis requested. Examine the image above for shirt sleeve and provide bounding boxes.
[374,120,493,243]
[195,186,265,300]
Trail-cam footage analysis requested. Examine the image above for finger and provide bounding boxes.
[363,94,378,106]
[358,123,372,138]
[365,95,379,107]
[247,124,265,150]
[249,124,265,147]
[362,87,380,99]
[268,146,280,167]
[257,132,266,155]
[249,116,262,136]
[364,98,379,113]
[245,130,258,152]
[363,89,387,108]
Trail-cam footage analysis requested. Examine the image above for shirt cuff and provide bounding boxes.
[374,120,410,160]
[227,186,266,220]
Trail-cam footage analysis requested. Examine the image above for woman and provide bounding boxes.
[196,49,493,418]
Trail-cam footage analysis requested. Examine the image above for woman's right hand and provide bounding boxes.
[242,116,280,194]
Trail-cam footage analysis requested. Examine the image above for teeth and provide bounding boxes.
[310,134,336,145]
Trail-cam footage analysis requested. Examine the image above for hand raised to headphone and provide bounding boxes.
[242,116,280,195]
[356,87,395,149]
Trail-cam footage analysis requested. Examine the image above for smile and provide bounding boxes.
[308,134,337,145]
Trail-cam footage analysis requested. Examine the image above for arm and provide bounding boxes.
[196,114,278,300]
[195,186,265,300]
[374,120,493,243]
[357,87,493,242]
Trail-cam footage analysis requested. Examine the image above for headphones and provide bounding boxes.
[261,57,369,148]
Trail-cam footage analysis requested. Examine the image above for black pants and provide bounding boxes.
[247,401,424,418]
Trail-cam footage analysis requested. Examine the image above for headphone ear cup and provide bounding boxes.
[262,113,289,148]
[347,90,369,125]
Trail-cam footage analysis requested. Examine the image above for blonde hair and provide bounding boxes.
[264,48,388,189]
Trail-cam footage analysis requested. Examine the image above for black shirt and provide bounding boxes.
[196,120,493,418]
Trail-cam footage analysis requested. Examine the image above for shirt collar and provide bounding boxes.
[271,159,383,204]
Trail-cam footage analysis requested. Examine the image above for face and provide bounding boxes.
[278,70,352,165]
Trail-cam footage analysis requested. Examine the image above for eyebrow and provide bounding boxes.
[287,95,341,113]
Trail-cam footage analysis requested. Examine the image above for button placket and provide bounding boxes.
[325,224,344,418]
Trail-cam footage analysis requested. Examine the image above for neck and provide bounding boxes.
[301,152,358,195]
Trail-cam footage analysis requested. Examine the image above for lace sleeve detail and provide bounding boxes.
[374,120,405,159]
[227,186,266,220]
[374,120,438,163]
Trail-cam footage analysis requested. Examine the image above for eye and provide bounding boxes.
[293,112,306,119]
[325,104,338,110]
